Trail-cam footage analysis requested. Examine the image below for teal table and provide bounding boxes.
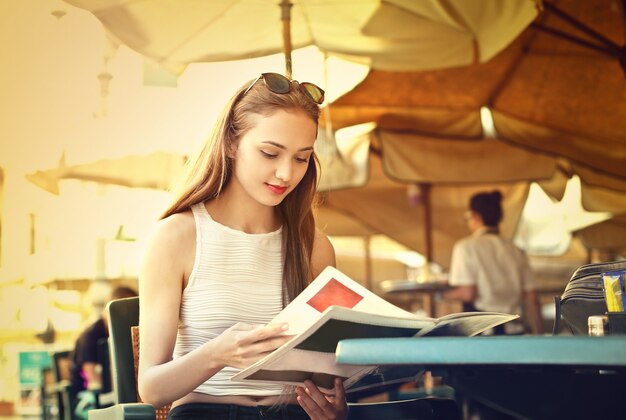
[336,336,626,419]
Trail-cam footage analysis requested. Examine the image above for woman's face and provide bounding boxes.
[231,109,317,207]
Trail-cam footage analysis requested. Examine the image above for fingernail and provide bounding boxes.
[281,323,289,330]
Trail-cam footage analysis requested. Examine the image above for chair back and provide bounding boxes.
[106,296,140,405]
[42,350,72,420]
[97,337,112,393]
[52,350,72,383]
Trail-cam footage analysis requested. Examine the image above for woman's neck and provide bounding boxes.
[207,189,280,234]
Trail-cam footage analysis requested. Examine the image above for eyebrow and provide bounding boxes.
[261,141,314,152]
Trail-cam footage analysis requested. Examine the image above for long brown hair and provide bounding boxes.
[162,76,321,305]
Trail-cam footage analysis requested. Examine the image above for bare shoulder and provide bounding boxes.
[142,210,196,274]
[311,228,336,278]
[151,211,195,245]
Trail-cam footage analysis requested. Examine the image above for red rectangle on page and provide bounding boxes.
[307,278,364,313]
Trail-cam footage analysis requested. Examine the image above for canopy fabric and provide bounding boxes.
[63,0,538,73]
[492,111,626,180]
[26,152,186,195]
[328,41,519,131]
[326,0,626,219]
[574,217,626,254]
[316,137,530,268]
[378,131,556,184]
[314,205,378,237]
[492,1,626,180]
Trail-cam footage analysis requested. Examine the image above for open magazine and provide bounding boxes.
[231,266,518,392]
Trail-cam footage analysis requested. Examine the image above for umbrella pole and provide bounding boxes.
[419,183,433,277]
[280,0,293,78]
[364,235,373,291]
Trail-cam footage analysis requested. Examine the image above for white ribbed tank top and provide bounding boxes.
[172,203,285,396]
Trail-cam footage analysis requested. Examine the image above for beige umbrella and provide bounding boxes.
[25,152,186,195]
[62,0,538,76]
[329,0,626,179]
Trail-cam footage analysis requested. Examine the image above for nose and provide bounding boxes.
[275,158,292,183]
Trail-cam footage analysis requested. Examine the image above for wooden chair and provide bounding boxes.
[89,297,459,420]
[130,326,171,419]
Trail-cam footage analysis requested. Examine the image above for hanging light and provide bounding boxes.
[480,106,497,138]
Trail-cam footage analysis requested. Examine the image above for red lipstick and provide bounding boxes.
[266,183,288,195]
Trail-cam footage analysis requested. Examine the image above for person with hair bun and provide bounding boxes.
[443,190,544,336]
[138,73,347,420]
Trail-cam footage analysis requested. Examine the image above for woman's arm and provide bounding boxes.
[443,284,477,303]
[137,213,291,407]
[137,213,219,406]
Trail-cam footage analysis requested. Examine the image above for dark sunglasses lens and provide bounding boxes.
[301,83,324,104]
[263,73,291,94]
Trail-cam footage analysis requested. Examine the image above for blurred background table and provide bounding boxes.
[380,279,450,317]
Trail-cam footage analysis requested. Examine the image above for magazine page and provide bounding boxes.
[232,306,436,390]
[419,312,519,337]
[271,266,421,335]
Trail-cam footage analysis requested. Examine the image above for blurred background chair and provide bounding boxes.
[41,349,72,420]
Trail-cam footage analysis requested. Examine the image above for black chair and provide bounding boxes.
[89,297,459,420]
[88,297,154,419]
[93,337,115,408]
[41,349,72,420]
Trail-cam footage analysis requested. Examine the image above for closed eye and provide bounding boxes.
[295,156,309,163]
[261,150,277,159]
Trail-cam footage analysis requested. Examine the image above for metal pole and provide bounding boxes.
[419,183,433,272]
[364,235,373,291]
[280,0,293,78]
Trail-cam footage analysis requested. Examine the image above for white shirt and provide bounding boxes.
[449,227,535,316]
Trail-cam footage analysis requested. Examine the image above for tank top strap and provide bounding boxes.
[190,202,215,237]
[190,202,209,221]
[188,202,210,288]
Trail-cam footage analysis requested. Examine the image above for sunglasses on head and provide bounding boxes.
[243,72,325,104]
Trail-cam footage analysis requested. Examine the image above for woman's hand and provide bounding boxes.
[210,322,293,369]
[296,378,349,420]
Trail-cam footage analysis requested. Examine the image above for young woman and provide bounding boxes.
[138,73,348,420]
